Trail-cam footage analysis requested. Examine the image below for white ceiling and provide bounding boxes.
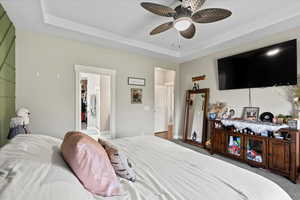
[2,0,300,63]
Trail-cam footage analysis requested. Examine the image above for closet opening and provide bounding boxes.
[154,67,176,139]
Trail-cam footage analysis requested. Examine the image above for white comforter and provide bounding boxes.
[0,135,292,200]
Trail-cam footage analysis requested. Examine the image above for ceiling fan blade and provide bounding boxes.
[192,8,232,23]
[150,22,173,35]
[180,23,196,39]
[141,2,176,17]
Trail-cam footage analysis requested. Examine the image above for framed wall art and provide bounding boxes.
[131,88,143,104]
[128,77,145,86]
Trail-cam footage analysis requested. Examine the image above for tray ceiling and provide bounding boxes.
[2,0,300,63]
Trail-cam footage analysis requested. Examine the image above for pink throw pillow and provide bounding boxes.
[61,132,120,197]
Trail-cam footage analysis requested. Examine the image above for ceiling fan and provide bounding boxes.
[141,0,232,39]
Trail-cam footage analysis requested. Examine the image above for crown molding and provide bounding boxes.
[40,0,180,59]
[38,0,300,63]
[180,13,300,62]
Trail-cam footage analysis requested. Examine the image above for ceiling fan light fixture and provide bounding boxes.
[174,17,192,31]
[141,1,232,39]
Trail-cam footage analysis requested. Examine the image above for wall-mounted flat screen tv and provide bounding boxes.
[218,39,297,90]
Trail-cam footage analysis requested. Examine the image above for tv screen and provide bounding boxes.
[218,39,297,90]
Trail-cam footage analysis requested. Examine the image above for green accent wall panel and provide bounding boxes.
[0,16,11,39]
[0,3,15,146]
[6,42,15,67]
[0,15,10,34]
[0,26,15,66]
[0,64,15,81]
[0,7,4,17]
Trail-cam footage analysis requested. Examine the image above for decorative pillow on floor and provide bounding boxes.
[61,132,121,197]
[98,138,136,182]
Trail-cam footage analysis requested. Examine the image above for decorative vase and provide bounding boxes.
[209,112,217,120]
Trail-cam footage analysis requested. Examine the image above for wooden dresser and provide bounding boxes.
[209,120,300,183]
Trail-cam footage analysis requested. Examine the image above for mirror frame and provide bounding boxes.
[183,88,209,147]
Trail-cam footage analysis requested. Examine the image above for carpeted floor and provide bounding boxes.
[172,139,300,200]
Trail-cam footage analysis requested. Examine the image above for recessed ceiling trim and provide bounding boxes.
[36,0,300,63]
[180,12,300,61]
[40,0,180,58]
[43,13,181,58]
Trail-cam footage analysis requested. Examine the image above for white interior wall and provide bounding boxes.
[179,27,300,138]
[16,30,179,139]
[18,27,300,140]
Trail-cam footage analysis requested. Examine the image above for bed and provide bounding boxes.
[0,134,292,200]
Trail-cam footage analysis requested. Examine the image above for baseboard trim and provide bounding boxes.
[173,135,183,140]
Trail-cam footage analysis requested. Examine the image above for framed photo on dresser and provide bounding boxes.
[242,107,260,121]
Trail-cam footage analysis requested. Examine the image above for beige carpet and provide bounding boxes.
[172,139,300,200]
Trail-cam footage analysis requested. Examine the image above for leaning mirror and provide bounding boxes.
[183,89,209,147]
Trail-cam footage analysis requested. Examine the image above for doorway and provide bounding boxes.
[80,72,101,134]
[154,68,176,139]
[75,65,116,139]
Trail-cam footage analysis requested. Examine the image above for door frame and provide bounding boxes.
[154,67,176,135]
[74,65,116,138]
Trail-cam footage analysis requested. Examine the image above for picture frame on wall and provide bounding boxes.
[131,88,143,104]
[128,77,145,86]
[242,107,260,121]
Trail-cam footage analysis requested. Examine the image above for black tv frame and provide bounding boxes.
[217,39,297,90]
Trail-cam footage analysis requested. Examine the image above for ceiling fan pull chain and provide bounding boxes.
[177,31,181,49]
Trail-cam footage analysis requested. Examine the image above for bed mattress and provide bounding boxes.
[0,134,292,200]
